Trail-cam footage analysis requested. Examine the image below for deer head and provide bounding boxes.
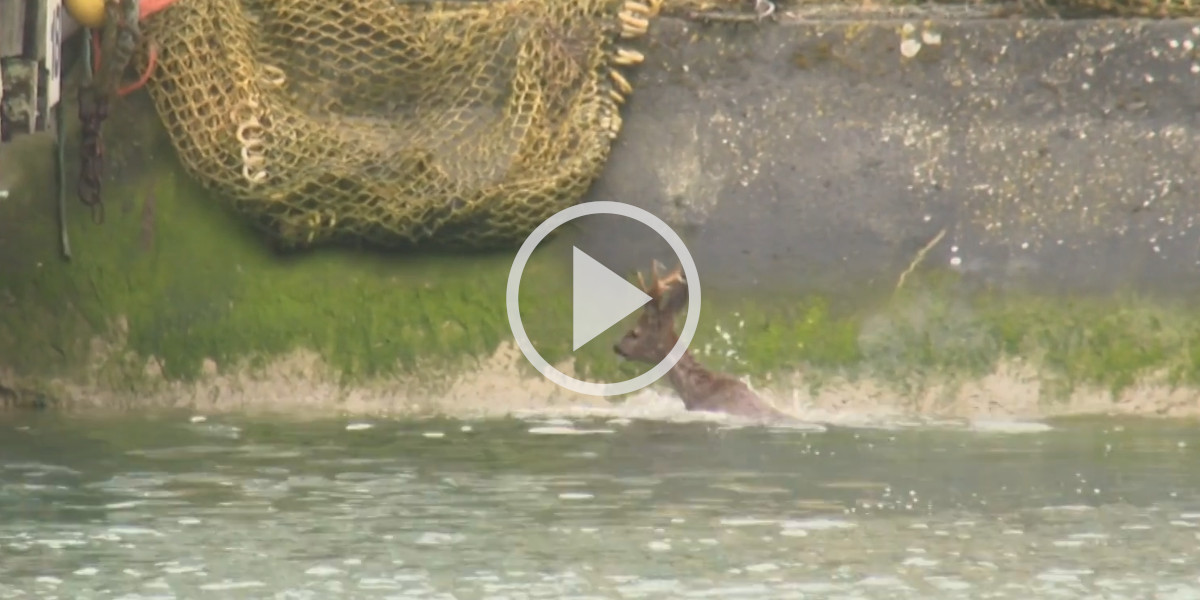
[613,260,689,364]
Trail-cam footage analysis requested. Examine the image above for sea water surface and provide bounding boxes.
[1,402,1199,599]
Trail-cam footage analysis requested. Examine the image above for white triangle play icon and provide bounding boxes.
[572,247,652,352]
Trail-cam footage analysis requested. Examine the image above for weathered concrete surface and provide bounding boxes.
[580,14,1200,300]
[4,11,1200,420]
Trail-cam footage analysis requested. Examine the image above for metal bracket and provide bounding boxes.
[1,0,64,143]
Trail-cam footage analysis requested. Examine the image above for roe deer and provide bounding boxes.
[613,260,792,423]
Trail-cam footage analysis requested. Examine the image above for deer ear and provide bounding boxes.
[670,263,686,285]
[651,259,667,279]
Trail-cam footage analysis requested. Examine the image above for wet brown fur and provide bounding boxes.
[613,261,791,423]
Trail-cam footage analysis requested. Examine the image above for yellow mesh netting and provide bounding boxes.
[138,0,660,249]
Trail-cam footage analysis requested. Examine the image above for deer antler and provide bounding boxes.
[637,260,686,304]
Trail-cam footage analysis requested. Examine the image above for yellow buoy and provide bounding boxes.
[65,0,106,29]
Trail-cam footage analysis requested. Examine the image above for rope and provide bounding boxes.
[82,25,94,82]
[56,72,72,261]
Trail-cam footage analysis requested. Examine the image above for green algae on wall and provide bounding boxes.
[0,87,682,394]
[4,75,1200,411]
[4,106,1200,407]
[692,272,1200,405]
[0,89,574,390]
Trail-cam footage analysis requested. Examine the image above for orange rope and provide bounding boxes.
[118,41,157,96]
[89,0,174,96]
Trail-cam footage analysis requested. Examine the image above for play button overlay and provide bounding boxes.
[571,247,652,352]
[506,200,701,398]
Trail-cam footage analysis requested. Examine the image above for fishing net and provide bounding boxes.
[137,0,660,249]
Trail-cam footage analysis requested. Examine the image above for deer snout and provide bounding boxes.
[613,338,638,360]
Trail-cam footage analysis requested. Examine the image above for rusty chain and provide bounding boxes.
[77,0,141,225]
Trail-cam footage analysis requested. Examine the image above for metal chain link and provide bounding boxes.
[77,0,141,225]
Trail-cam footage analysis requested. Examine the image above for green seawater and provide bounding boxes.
[2,408,1199,599]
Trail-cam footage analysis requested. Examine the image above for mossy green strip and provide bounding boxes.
[4,87,1200,405]
[694,274,1200,402]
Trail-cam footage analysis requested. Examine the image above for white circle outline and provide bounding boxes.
[506,201,701,397]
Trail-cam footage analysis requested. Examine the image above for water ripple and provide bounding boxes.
[0,414,1196,597]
